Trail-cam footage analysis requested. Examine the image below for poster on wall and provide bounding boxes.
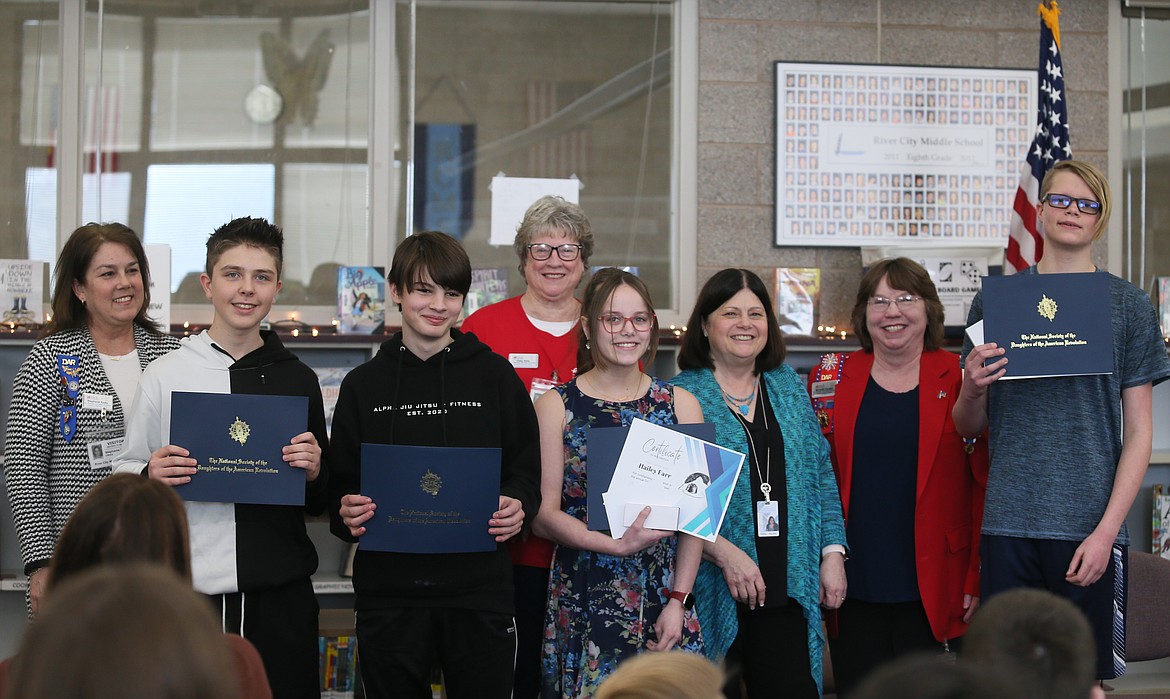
[774,62,1037,248]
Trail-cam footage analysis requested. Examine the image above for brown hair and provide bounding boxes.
[389,230,472,301]
[677,268,786,373]
[850,257,945,353]
[578,268,658,373]
[963,588,1098,699]
[7,564,239,699]
[206,216,284,279]
[44,223,162,336]
[49,473,192,591]
[512,195,594,275]
[1039,159,1112,241]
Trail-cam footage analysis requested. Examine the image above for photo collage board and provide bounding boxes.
[775,62,1038,247]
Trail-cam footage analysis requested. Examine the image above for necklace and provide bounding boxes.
[731,396,771,502]
[720,376,758,417]
[582,372,644,402]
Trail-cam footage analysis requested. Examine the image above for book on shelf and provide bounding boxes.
[464,267,509,318]
[319,634,359,698]
[314,367,351,437]
[0,260,44,326]
[774,267,820,336]
[1154,484,1170,560]
[338,266,386,335]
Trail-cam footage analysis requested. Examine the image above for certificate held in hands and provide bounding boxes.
[169,392,308,505]
[981,272,1113,380]
[359,443,501,554]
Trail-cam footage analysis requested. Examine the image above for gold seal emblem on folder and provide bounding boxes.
[228,417,251,445]
[1037,294,1058,322]
[420,469,442,497]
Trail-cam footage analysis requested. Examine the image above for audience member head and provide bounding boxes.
[963,588,1104,699]
[595,651,725,699]
[49,472,191,590]
[46,222,160,336]
[851,652,1020,699]
[578,267,659,373]
[6,564,238,699]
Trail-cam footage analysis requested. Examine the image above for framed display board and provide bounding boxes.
[774,62,1037,247]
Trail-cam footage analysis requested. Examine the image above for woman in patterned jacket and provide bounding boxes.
[3,223,179,614]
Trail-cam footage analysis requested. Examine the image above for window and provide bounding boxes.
[2,0,694,326]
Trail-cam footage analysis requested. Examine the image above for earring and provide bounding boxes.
[585,341,591,350]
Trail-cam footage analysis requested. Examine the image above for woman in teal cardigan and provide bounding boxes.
[671,269,846,698]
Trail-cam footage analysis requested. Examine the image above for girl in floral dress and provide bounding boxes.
[532,268,705,699]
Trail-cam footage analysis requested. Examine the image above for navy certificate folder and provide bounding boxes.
[981,272,1113,380]
[586,422,717,532]
[359,443,501,554]
[170,392,308,505]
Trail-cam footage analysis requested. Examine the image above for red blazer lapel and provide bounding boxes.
[915,350,953,501]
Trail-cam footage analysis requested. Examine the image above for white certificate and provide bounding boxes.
[603,418,745,542]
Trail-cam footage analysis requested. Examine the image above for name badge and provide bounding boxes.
[87,436,123,470]
[756,500,781,538]
[810,380,837,399]
[81,392,115,411]
[508,353,539,370]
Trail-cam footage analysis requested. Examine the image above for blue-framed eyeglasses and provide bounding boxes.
[1043,193,1101,215]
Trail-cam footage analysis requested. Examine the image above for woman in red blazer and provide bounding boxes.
[808,257,988,697]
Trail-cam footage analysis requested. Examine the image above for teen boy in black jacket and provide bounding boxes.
[329,231,541,699]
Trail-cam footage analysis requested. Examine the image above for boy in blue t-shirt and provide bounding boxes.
[954,160,1170,680]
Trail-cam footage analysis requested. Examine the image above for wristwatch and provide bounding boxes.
[668,590,695,611]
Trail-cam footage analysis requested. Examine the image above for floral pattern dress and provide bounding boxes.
[541,377,703,699]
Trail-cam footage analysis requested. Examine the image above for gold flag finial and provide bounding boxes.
[1039,1,1062,50]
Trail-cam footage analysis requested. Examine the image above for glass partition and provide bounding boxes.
[404,1,677,308]
[1122,7,1170,309]
[1,0,685,326]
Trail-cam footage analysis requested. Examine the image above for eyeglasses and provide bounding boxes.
[867,294,921,311]
[526,243,583,262]
[1043,193,1102,216]
[597,313,655,332]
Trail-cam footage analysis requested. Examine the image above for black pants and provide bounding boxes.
[212,577,321,699]
[356,606,517,699]
[513,564,550,699]
[981,535,1127,680]
[723,599,818,699]
[828,599,939,698]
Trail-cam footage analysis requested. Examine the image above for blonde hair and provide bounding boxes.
[595,652,725,699]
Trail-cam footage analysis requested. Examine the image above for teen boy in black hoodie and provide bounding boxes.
[329,231,541,699]
[115,217,327,699]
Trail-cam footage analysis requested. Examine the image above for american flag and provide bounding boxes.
[1006,1,1070,273]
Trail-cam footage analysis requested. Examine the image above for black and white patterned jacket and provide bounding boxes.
[3,323,180,574]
